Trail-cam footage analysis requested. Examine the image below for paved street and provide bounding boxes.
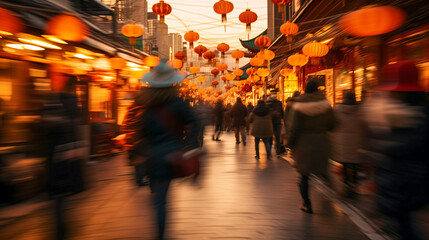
[0,130,372,240]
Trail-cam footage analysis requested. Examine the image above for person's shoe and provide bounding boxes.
[236,141,240,144]
[215,138,221,141]
[212,135,215,141]
[300,204,313,214]
[255,155,260,159]
[243,141,246,146]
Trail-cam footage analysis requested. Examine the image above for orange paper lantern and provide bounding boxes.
[197,76,206,85]
[46,13,88,42]
[217,43,230,58]
[225,73,235,81]
[246,67,257,76]
[231,50,245,64]
[184,31,199,49]
[189,66,200,77]
[302,41,329,57]
[167,59,183,69]
[257,49,275,61]
[239,9,258,36]
[340,6,405,37]
[280,68,293,77]
[213,0,234,24]
[194,45,208,59]
[217,63,228,74]
[0,8,24,36]
[144,55,161,68]
[152,0,172,24]
[287,53,308,67]
[110,57,127,70]
[280,21,299,42]
[121,23,144,51]
[250,57,264,67]
[233,69,244,80]
[255,35,271,50]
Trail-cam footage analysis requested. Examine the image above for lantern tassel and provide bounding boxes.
[246,23,251,35]
[160,15,165,24]
[221,52,225,58]
[222,14,227,24]
[235,59,239,64]
[287,35,293,43]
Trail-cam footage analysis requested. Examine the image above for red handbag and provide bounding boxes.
[166,149,202,178]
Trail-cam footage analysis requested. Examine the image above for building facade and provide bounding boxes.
[146,12,169,59]
[169,33,183,60]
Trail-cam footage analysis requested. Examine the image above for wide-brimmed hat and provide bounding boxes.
[141,60,185,88]
[377,61,425,92]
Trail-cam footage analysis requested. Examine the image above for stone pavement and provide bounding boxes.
[0,130,376,240]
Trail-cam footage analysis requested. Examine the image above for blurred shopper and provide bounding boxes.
[212,100,225,141]
[249,100,273,159]
[231,97,247,145]
[283,91,301,147]
[246,102,254,134]
[41,75,84,240]
[121,101,149,186]
[361,61,429,240]
[266,92,284,155]
[135,61,200,240]
[331,91,364,197]
[194,101,213,147]
[286,80,336,214]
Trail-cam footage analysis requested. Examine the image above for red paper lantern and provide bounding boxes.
[194,45,208,59]
[221,76,227,83]
[211,68,220,78]
[246,67,257,76]
[212,80,219,87]
[184,31,199,49]
[46,13,88,42]
[340,6,405,37]
[204,51,216,63]
[239,9,258,37]
[152,0,172,24]
[280,21,299,42]
[213,0,234,24]
[225,85,231,90]
[255,35,271,50]
[174,51,186,60]
[0,8,24,36]
[270,0,292,20]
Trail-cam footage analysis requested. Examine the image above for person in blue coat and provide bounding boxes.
[136,61,200,240]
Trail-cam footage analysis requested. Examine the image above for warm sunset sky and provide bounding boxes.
[146,0,268,50]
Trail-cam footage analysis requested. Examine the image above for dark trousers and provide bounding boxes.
[254,137,271,158]
[213,122,222,140]
[272,123,282,153]
[299,174,311,206]
[150,179,171,240]
[234,125,246,143]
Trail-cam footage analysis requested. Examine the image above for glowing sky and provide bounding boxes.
[146,0,268,50]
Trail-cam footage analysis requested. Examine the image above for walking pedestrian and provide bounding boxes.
[136,61,200,240]
[360,61,429,240]
[246,102,254,134]
[212,99,225,141]
[331,91,364,197]
[266,92,284,155]
[286,80,336,214]
[249,100,273,159]
[231,97,247,145]
[194,100,213,147]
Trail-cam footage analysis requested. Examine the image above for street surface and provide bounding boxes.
[0,130,371,240]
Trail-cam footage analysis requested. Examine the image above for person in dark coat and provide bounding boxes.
[287,80,336,214]
[136,61,200,240]
[249,100,273,159]
[266,93,284,155]
[246,102,254,133]
[231,97,247,145]
[361,61,429,240]
[331,91,364,197]
[212,100,225,141]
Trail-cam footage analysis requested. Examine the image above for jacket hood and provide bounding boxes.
[293,92,332,116]
[253,104,270,116]
[335,104,358,114]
